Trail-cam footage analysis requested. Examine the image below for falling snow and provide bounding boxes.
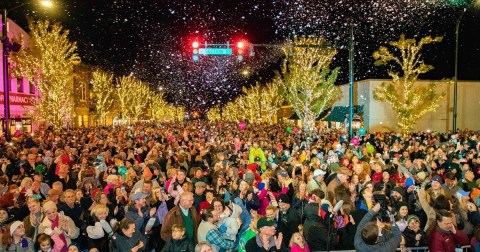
[7,0,479,113]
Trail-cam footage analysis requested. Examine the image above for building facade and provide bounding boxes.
[336,79,480,132]
[1,18,42,136]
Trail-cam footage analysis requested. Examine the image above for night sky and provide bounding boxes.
[4,0,480,112]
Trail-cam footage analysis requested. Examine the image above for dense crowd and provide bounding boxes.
[0,121,479,252]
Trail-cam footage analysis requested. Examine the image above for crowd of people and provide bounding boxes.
[0,121,479,252]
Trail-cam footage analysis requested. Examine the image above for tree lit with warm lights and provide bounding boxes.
[280,36,341,133]
[373,35,446,133]
[91,70,115,125]
[11,20,80,130]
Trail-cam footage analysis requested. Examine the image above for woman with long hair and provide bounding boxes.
[292,181,309,220]
[0,221,35,251]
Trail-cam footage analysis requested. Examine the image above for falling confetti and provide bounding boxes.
[4,0,479,113]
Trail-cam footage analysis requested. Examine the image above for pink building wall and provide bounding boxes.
[1,17,41,134]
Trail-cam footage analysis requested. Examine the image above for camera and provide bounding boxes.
[373,194,390,223]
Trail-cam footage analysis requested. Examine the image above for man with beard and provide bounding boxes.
[276,194,301,247]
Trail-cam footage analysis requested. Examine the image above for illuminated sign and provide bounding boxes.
[0,92,36,106]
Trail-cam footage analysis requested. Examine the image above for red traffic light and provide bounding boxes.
[192,41,199,48]
[237,41,245,49]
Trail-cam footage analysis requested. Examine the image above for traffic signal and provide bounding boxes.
[236,40,248,62]
[192,41,200,62]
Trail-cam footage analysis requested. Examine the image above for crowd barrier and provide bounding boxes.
[311,245,471,252]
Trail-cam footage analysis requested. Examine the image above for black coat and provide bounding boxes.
[277,207,301,247]
[161,237,195,252]
[337,209,367,250]
[303,203,336,251]
[402,227,428,247]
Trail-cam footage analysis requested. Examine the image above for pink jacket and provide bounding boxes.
[291,243,310,252]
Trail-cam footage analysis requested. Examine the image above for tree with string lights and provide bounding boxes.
[115,75,137,121]
[91,70,115,125]
[259,77,284,123]
[373,35,446,133]
[130,81,151,121]
[150,92,168,122]
[10,20,80,130]
[279,36,341,132]
[207,105,222,121]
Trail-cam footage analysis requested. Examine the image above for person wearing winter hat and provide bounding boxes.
[38,201,79,250]
[426,175,452,204]
[403,215,428,247]
[307,169,326,195]
[0,221,35,251]
[327,167,351,204]
[277,194,301,247]
[394,202,409,232]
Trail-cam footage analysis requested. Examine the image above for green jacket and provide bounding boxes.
[238,229,256,252]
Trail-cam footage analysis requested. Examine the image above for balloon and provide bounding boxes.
[366,144,375,154]
[286,126,292,133]
[351,138,360,146]
[239,121,247,130]
[358,127,366,136]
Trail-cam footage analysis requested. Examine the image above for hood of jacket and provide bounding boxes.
[304,203,322,222]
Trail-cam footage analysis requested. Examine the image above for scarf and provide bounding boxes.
[51,216,68,252]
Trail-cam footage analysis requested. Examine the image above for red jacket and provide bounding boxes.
[428,227,469,252]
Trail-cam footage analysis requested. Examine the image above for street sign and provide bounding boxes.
[198,48,233,55]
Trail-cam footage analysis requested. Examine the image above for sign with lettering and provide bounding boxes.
[198,48,233,55]
[0,92,36,106]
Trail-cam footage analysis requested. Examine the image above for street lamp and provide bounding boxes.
[453,7,466,132]
[1,0,53,141]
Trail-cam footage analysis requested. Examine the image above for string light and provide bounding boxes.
[279,36,341,132]
[91,70,115,125]
[10,20,80,131]
[373,35,446,133]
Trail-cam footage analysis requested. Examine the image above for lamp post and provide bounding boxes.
[2,9,13,141]
[453,8,466,132]
[2,1,52,141]
[348,25,354,140]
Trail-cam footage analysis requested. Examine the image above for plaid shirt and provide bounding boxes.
[206,228,235,251]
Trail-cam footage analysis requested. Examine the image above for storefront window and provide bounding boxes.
[17,77,23,93]
[29,80,35,94]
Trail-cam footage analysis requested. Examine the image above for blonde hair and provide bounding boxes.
[20,177,33,188]
[295,181,308,200]
[106,175,118,184]
[90,204,109,218]
[249,214,261,232]
[289,232,305,248]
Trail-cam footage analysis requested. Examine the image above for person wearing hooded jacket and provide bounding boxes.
[218,203,242,242]
[302,202,335,251]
